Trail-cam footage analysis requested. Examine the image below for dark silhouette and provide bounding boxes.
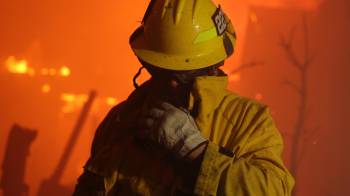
[0,124,38,196]
[37,90,97,196]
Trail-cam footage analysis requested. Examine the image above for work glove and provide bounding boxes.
[138,101,207,158]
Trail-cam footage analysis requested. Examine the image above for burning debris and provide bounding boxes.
[5,56,71,77]
[4,56,118,114]
[5,56,34,76]
[61,93,118,113]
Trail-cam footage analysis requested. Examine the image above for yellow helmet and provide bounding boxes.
[130,0,236,71]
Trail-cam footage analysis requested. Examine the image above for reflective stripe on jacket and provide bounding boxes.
[79,76,294,195]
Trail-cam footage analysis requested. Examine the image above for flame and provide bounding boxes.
[39,67,71,77]
[61,93,88,113]
[5,56,29,74]
[60,66,71,77]
[60,93,119,114]
[5,56,71,78]
[41,84,51,93]
[106,97,118,106]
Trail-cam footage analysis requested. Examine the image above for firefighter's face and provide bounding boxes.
[141,60,224,107]
[148,69,192,108]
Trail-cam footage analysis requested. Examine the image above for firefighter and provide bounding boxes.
[73,0,294,195]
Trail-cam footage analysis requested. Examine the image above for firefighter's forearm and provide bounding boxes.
[179,142,208,192]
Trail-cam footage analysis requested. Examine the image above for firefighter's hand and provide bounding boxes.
[139,101,207,158]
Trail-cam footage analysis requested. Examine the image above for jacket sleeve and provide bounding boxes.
[73,103,126,195]
[73,170,105,196]
[89,102,126,157]
[193,106,295,196]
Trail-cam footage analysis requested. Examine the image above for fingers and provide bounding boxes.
[157,101,177,111]
[139,117,155,129]
[138,107,164,130]
[137,101,186,142]
[138,110,162,141]
[148,107,165,119]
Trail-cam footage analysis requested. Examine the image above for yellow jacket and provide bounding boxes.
[81,76,294,195]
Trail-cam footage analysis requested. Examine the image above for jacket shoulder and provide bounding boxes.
[216,92,282,150]
[219,92,269,122]
[90,102,127,156]
[89,82,152,157]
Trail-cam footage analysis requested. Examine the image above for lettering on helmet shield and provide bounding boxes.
[212,6,227,36]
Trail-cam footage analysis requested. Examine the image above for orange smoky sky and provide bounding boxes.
[0,0,349,196]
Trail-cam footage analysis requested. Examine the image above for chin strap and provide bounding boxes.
[133,66,145,89]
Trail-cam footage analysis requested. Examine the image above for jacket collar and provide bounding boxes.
[188,76,229,128]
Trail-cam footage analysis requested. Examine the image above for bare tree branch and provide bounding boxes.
[302,13,310,66]
[283,79,302,95]
[280,14,318,196]
[304,52,317,68]
[230,61,264,75]
[279,31,304,70]
[301,13,317,70]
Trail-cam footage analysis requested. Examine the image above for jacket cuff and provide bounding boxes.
[193,142,234,195]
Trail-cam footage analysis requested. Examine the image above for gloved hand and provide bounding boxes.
[138,101,207,158]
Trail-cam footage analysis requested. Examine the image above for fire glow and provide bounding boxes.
[61,93,88,113]
[229,74,241,82]
[5,56,34,76]
[61,93,118,113]
[5,56,71,77]
[247,0,322,10]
